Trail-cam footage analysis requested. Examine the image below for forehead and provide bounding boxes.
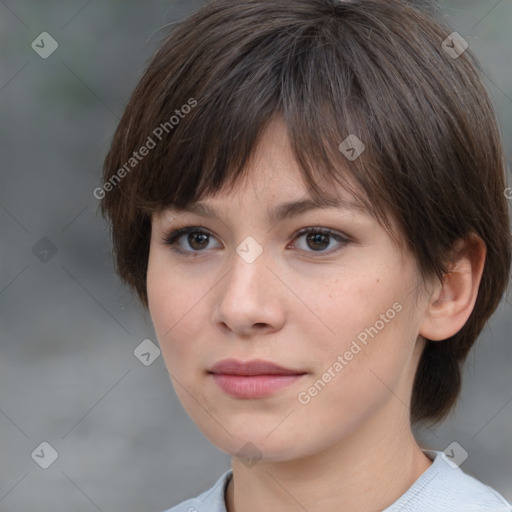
[165,194,368,224]
[169,118,369,219]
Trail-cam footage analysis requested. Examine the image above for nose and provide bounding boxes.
[211,242,286,337]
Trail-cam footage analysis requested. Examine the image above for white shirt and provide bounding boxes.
[163,449,512,511]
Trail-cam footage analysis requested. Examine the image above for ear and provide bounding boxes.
[419,233,487,342]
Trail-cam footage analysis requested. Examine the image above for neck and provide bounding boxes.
[225,406,432,512]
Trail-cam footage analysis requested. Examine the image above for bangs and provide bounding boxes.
[103,0,497,291]
[120,3,417,246]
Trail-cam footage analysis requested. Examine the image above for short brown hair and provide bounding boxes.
[100,0,511,424]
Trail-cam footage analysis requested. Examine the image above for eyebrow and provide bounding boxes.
[170,196,367,223]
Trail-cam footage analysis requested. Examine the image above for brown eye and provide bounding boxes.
[292,227,348,254]
[163,227,220,254]
[305,232,330,251]
[163,225,349,257]
[186,232,209,250]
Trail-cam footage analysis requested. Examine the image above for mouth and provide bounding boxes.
[208,358,308,398]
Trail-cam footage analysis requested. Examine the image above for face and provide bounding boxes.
[147,118,431,462]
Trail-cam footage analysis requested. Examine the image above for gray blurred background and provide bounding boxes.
[0,1,511,511]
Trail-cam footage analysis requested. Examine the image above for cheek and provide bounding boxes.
[300,264,418,399]
[146,256,211,372]
[305,264,407,349]
[292,300,416,450]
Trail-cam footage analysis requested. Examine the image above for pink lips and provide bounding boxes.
[208,358,307,398]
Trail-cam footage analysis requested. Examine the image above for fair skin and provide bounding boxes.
[147,118,486,512]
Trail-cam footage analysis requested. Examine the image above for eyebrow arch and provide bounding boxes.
[170,196,367,223]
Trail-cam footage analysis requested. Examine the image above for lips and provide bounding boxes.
[208,358,307,398]
[208,358,305,376]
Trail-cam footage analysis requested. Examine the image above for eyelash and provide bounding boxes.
[162,225,350,257]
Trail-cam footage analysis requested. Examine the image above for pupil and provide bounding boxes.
[308,233,328,251]
[189,232,208,249]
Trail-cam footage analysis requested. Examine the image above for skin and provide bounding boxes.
[147,118,486,512]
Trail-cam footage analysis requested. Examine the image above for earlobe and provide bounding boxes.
[419,234,487,342]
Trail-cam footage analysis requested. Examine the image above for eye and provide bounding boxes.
[291,227,349,254]
[162,226,349,256]
[163,226,221,255]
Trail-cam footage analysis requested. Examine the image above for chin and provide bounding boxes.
[202,424,303,462]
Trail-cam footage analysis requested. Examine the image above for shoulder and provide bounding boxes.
[160,469,232,512]
[386,450,511,512]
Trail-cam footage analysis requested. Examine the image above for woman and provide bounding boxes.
[100,0,512,510]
